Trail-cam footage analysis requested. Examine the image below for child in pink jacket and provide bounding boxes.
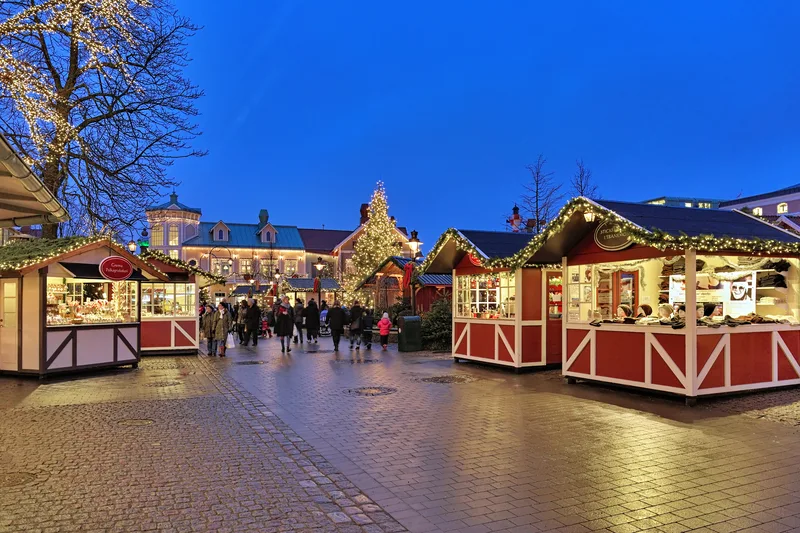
[377,312,392,351]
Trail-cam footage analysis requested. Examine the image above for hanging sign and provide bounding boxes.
[467,254,482,267]
[594,222,633,252]
[99,256,133,281]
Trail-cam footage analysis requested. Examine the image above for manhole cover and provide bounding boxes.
[419,375,477,384]
[144,381,181,387]
[0,472,36,487]
[332,358,382,364]
[141,361,184,370]
[235,361,266,365]
[343,387,397,397]
[117,419,154,426]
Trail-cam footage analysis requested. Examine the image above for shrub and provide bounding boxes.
[421,296,452,351]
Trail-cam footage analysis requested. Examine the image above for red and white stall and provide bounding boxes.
[0,237,167,377]
[140,250,222,355]
[528,198,800,403]
[421,229,561,369]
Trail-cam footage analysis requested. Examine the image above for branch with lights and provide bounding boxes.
[140,249,226,285]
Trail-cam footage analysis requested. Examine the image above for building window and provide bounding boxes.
[684,202,693,208]
[697,202,712,209]
[212,258,231,276]
[169,250,179,260]
[168,225,179,246]
[778,203,788,214]
[284,259,297,276]
[648,199,666,205]
[151,224,164,246]
[265,231,271,243]
[753,207,763,216]
[240,259,252,274]
[217,229,224,241]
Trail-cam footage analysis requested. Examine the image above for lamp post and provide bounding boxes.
[127,240,137,253]
[315,256,325,306]
[408,230,422,257]
[407,231,423,315]
[138,228,149,253]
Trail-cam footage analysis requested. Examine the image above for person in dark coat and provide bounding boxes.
[361,308,374,349]
[304,299,321,343]
[243,298,261,347]
[293,299,305,344]
[274,296,295,353]
[325,301,347,351]
[349,300,364,350]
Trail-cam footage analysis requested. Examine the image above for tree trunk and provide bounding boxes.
[39,159,62,239]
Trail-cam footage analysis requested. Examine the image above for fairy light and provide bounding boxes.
[140,249,226,284]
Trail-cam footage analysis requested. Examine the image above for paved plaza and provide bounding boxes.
[3,338,800,533]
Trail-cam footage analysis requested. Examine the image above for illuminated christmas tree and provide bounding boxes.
[344,182,400,301]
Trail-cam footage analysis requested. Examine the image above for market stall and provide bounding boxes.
[355,256,452,312]
[139,250,223,355]
[524,197,800,403]
[0,237,167,376]
[421,229,561,370]
[282,277,342,306]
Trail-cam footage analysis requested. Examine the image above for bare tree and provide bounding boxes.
[571,159,599,198]
[0,0,204,238]
[521,155,564,234]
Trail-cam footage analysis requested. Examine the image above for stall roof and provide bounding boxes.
[0,134,69,228]
[141,249,225,287]
[420,229,543,274]
[356,256,452,289]
[283,277,342,292]
[458,230,536,258]
[0,236,168,280]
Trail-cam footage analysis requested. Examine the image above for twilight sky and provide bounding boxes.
[168,0,800,248]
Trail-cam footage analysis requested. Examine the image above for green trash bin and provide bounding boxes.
[398,316,422,352]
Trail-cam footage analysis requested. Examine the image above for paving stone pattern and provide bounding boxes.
[214,339,800,533]
[0,356,405,533]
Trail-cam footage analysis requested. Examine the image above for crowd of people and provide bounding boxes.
[199,296,394,356]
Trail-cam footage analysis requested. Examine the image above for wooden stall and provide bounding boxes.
[421,229,561,370]
[139,250,223,355]
[356,256,452,313]
[0,237,167,377]
[525,197,800,403]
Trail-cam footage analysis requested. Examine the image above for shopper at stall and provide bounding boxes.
[349,300,364,350]
[304,298,321,343]
[326,301,347,351]
[202,304,216,355]
[244,298,261,347]
[378,312,392,351]
[214,302,233,357]
[275,296,295,353]
[361,308,374,349]
[293,298,305,344]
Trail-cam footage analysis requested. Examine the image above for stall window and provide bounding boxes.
[240,259,253,274]
[151,224,164,246]
[46,279,137,325]
[455,272,515,319]
[284,259,297,276]
[141,283,196,317]
[778,203,788,214]
[168,225,179,246]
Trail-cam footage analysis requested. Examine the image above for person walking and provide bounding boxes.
[293,298,305,344]
[236,300,248,344]
[214,302,233,357]
[244,298,261,346]
[201,304,216,355]
[349,300,363,350]
[361,308,374,350]
[263,305,274,338]
[326,301,346,351]
[377,312,392,351]
[305,298,321,343]
[275,295,295,353]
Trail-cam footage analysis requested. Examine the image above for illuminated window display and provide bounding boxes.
[141,282,196,317]
[46,278,138,326]
[455,272,516,319]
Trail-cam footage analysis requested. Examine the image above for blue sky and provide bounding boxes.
[168,0,800,247]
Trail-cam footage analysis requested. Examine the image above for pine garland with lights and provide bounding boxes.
[344,182,402,301]
[418,197,800,274]
[141,249,226,285]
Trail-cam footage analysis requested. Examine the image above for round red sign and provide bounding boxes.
[99,256,133,281]
[468,254,482,267]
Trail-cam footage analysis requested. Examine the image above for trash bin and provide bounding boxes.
[398,316,422,352]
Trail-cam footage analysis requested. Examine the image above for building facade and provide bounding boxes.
[718,184,800,217]
[640,196,721,209]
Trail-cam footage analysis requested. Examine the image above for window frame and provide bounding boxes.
[778,203,788,214]
[150,224,164,246]
[454,272,516,320]
[168,224,179,246]
[752,207,763,216]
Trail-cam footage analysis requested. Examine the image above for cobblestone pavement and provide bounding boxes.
[0,356,406,533]
[208,337,800,533]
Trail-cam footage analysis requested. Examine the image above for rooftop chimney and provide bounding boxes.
[258,209,269,225]
[169,191,178,204]
[359,203,369,225]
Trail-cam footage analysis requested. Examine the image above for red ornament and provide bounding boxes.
[313,277,320,292]
[99,256,133,281]
[402,262,414,289]
[468,254,481,267]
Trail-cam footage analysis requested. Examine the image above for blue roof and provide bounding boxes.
[418,273,451,287]
[459,229,537,258]
[284,278,342,292]
[146,193,201,214]
[183,222,305,250]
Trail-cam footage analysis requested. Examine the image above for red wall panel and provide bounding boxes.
[522,326,542,363]
[546,321,562,363]
[730,332,772,385]
[697,334,724,389]
[140,320,171,348]
[566,329,590,373]
[651,334,686,389]
[454,322,467,355]
[470,323,495,359]
[595,331,645,382]
[778,331,800,381]
[521,269,542,321]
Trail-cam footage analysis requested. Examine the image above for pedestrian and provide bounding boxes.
[305,298,321,343]
[377,312,392,351]
[361,308,374,349]
[214,302,233,357]
[326,301,346,351]
[293,298,305,344]
[349,300,363,350]
[201,304,215,356]
[275,295,295,353]
[244,298,261,347]
[320,302,328,323]
[236,300,247,344]
[264,305,274,338]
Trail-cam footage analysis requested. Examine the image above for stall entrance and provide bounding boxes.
[0,279,18,371]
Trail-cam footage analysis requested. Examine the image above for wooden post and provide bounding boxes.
[684,248,697,400]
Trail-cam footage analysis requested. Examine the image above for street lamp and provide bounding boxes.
[408,230,422,258]
[315,256,325,305]
[127,240,137,253]
[583,211,597,223]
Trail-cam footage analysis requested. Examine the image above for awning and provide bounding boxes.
[283,277,342,292]
[229,285,268,296]
[59,262,149,281]
[0,134,69,228]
